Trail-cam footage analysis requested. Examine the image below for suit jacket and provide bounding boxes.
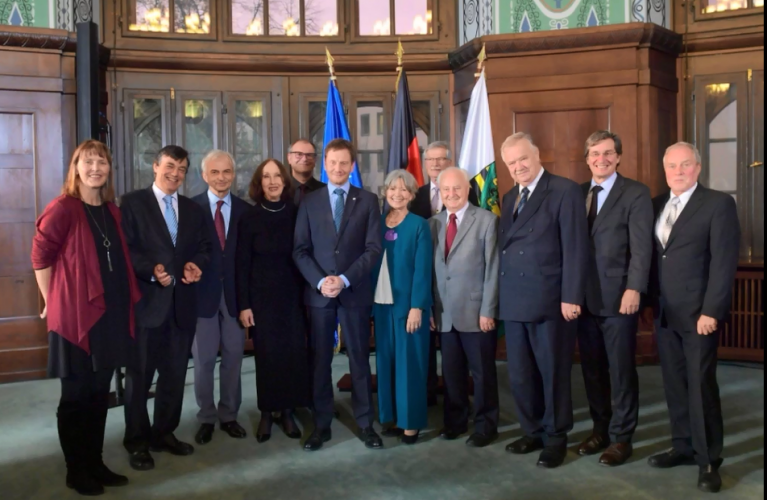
[371,213,433,318]
[293,185,382,308]
[429,204,499,333]
[292,176,326,206]
[498,170,589,323]
[192,192,249,318]
[581,174,654,317]
[650,185,740,333]
[120,186,211,330]
[411,182,480,220]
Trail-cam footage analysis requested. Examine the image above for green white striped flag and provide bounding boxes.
[458,69,500,216]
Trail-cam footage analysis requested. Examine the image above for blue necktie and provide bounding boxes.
[163,195,178,246]
[333,188,345,232]
[514,187,530,221]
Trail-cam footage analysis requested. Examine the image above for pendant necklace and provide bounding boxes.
[85,203,113,271]
[261,203,286,213]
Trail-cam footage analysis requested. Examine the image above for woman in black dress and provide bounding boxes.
[32,140,141,496]
[236,159,311,442]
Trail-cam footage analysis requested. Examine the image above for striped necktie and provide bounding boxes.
[163,195,178,246]
[659,197,680,248]
[333,188,345,232]
[514,187,530,221]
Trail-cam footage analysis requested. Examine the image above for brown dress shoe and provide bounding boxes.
[599,443,633,467]
[577,432,610,456]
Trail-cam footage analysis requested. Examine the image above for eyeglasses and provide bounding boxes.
[289,152,317,160]
[424,157,449,164]
[588,151,618,159]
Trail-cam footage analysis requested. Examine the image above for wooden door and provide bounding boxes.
[748,70,764,261]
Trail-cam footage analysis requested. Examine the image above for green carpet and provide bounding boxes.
[0,358,762,500]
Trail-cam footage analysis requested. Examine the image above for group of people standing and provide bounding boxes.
[31,128,739,497]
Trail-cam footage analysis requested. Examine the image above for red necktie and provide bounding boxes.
[445,213,457,259]
[214,200,226,250]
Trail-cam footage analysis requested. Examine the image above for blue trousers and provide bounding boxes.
[374,304,429,430]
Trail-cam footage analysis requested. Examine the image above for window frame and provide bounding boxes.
[694,0,764,22]
[122,0,218,40]
[224,0,345,42]
[351,0,439,43]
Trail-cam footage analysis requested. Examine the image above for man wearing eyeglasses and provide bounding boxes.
[411,141,478,221]
[576,131,653,467]
[289,139,326,206]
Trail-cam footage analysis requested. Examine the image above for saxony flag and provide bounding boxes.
[458,69,500,216]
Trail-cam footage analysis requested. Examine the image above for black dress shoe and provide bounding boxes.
[359,427,384,450]
[402,431,420,445]
[537,444,568,469]
[648,448,697,469]
[577,432,610,456]
[221,421,247,439]
[195,423,215,445]
[149,434,194,456]
[90,462,129,487]
[303,428,332,452]
[506,436,545,455]
[256,412,273,443]
[439,427,468,441]
[599,443,633,467]
[128,450,155,471]
[66,469,105,496]
[466,432,498,448]
[280,410,302,439]
[698,459,724,493]
[382,426,405,438]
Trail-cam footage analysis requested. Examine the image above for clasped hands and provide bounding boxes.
[153,262,202,287]
[321,276,345,298]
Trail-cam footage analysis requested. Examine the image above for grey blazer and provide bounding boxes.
[429,204,500,333]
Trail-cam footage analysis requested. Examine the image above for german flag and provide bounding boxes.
[386,69,425,187]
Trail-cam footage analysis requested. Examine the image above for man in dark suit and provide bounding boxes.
[120,145,211,471]
[190,150,249,445]
[293,138,383,451]
[498,132,589,469]
[576,131,654,467]
[289,139,326,206]
[648,142,740,494]
[410,141,478,407]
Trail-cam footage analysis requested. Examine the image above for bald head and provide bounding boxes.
[438,167,471,212]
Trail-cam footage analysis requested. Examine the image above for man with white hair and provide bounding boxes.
[647,142,740,494]
[191,150,250,445]
[498,132,589,469]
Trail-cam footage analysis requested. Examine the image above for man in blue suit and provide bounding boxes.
[293,138,383,452]
[498,132,589,469]
[191,150,249,445]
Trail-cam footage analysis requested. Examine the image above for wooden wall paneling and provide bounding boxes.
[720,267,764,362]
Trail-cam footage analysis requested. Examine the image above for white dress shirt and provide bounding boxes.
[591,172,618,214]
[152,183,179,221]
[446,201,471,228]
[522,167,546,197]
[656,183,698,242]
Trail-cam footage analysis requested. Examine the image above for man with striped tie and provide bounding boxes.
[648,142,740,494]
[498,132,589,469]
[120,145,211,472]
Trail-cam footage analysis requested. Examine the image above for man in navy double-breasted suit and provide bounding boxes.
[293,138,383,452]
[498,132,589,469]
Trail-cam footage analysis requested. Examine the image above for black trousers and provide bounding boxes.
[442,329,499,435]
[657,325,723,467]
[577,311,639,443]
[309,304,373,430]
[505,318,576,447]
[123,311,193,452]
[58,368,114,469]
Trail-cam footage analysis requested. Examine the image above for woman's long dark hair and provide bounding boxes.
[248,158,293,203]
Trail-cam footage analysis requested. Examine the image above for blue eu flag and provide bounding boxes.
[320,79,363,188]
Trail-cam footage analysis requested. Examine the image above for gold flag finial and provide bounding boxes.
[325,47,337,81]
[395,39,405,90]
[474,43,487,78]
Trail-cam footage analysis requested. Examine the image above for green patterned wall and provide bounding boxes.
[0,0,54,27]
[499,0,628,33]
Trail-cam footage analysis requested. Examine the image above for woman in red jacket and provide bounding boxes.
[32,140,141,496]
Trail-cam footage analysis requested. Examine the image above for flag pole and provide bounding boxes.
[395,39,404,91]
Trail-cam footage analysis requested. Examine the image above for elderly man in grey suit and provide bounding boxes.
[430,167,500,448]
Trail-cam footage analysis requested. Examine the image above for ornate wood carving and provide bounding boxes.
[0,27,76,52]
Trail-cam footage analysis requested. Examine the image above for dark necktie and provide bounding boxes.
[333,188,345,232]
[587,186,603,231]
[514,187,530,221]
[298,184,307,203]
[214,200,226,250]
[445,213,458,259]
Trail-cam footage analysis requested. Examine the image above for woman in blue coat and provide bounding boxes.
[372,170,433,445]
